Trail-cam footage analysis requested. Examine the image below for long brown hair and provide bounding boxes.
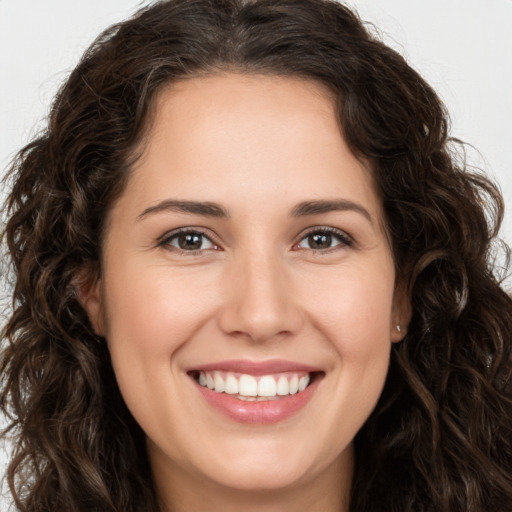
[2,1,511,510]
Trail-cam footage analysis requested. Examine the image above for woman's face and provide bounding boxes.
[83,74,406,499]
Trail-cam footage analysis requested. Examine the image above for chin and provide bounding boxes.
[193,439,342,493]
[203,463,311,493]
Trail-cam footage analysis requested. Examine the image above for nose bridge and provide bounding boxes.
[219,243,301,342]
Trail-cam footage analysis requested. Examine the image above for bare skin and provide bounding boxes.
[81,73,409,511]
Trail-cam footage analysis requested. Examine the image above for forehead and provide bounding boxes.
[118,73,384,226]
[145,73,341,158]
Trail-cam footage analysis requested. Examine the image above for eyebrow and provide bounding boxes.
[137,199,230,220]
[137,198,372,224]
[291,199,373,224]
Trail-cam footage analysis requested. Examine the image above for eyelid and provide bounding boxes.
[156,225,353,255]
[157,227,221,253]
[293,226,354,251]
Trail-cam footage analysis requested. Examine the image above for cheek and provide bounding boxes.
[300,265,394,418]
[300,261,395,345]
[104,264,219,359]
[101,264,220,440]
[318,279,393,388]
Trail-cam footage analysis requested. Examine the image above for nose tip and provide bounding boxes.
[218,260,302,343]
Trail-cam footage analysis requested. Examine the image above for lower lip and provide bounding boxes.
[192,375,321,424]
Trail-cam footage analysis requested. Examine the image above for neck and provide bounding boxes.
[151,444,354,512]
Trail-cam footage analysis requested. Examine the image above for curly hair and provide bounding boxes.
[1,0,511,510]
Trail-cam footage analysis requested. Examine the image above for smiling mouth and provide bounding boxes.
[189,370,320,401]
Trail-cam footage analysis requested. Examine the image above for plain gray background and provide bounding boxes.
[1,0,511,507]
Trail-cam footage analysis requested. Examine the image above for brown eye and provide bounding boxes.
[308,233,332,249]
[297,228,352,251]
[178,233,203,250]
[160,230,216,252]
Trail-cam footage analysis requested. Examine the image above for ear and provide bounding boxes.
[74,268,106,337]
[391,283,412,343]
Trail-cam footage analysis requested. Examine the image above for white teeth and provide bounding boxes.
[298,375,309,392]
[224,374,239,395]
[289,375,299,394]
[238,395,281,401]
[276,375,289,395]
[197,371,311,399]
[258,375,277,397]
[239,374,258,396]
[213,372,225,393]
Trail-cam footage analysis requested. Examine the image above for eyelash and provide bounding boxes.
[295,227,354,252]
[158,228,219,255]
[158,226,353,255]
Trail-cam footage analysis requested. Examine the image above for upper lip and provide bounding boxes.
[187,359,322,375]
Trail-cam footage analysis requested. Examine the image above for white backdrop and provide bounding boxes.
[1,0,511,507]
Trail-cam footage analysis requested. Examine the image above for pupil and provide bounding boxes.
[179,233,202,250]
[309,233,331,249]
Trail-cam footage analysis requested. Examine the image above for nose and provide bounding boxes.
[218,248,303,343]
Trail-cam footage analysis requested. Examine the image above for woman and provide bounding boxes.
[1,0,511,510]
